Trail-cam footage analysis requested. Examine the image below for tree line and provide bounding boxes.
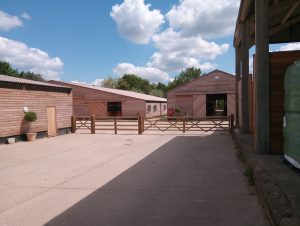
[0,60,203,97]
[0,61,45,82]
[102,67,202,97]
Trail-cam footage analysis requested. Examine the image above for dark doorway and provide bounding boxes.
[206,94,227,116]
[107,102,122,116]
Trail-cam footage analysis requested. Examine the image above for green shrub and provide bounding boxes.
[24,111,37,122]
[175,108,181,113]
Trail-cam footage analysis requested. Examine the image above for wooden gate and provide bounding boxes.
[143,115,233,134]
[71,115,234,134]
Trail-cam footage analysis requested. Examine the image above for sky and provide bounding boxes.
[0,0,299,85]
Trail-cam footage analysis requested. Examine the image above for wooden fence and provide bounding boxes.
[71,115,234,135]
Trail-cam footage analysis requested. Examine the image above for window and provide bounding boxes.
[153,105,157,112]
[147,105,151,112]
[163,105,167,110]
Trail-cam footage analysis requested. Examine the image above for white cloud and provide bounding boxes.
[148,29,229,71]
[277,42,300,51]
[71,79,105,87]
[110,0,164,44]
[0,36,63,80]
[20,12,32,20]
[166,0,239,39]
[0,11,23,31]
[200,62,217,71]
[92,79,104,87]
[113,63,170,83]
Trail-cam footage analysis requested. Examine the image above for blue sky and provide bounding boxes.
[0,0,299,84]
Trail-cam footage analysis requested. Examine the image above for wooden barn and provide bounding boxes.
[234,0,300,154]
[49,81,167,118]
[167,70,236,118]
[0,74,72,144]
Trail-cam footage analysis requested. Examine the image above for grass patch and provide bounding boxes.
[244,166,255,185]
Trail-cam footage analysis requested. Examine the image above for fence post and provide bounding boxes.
[183,116,186,133]
[138,114,143,135]
[90,115,95,134]
[71,116,76,133]
[142,114,145,132]
[114,118,117,134]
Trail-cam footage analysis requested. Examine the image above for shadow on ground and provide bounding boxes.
[45,134,268,226]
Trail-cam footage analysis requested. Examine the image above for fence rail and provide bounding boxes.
[71,114,234,135]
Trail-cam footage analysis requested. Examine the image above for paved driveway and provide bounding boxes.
[0,132,269,226]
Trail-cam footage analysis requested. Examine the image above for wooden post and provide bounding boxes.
[114,118,117,134]
[255,0,270,153]
[138,114,142,135]
[90,115,95,134]
[241,21,250,133]
[235,47,241,128]
[230,114,234,135]
[183,116,186,133]
[142,114,145,132]
[71,115,76,133]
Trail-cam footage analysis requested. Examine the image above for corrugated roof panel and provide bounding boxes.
[51,81,167,102]
[0,74,70,89]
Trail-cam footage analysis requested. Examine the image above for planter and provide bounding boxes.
[7,138,15,144]
[26,132,37,141]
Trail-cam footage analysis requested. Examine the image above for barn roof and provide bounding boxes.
[234,0,300,47]
[167,69,235,93]
[0,74,71,93]
[49,80,167,102]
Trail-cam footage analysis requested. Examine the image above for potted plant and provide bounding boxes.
[24,111,37,141]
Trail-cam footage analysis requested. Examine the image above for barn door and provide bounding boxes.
[47,107,57,136]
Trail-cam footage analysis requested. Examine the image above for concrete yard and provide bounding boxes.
[0,132,270,226]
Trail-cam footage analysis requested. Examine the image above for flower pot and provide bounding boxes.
[26,132,37,141]
[7,138,15,144]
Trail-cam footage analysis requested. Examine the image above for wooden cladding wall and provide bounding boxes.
[167,70,236,118]
[50,82,166,117]
[268,50,300,154]
[145,103,167,117]
[0,88,72,137]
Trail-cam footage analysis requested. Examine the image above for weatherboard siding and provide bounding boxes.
[0,88,72,137]
[167,70,236,118]
[50,82,166,118]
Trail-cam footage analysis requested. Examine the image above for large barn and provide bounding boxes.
[0,74,72,144]
[49,81,167,118]
[167,70,236,118]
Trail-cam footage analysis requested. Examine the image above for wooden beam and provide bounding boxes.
[241,21,250,133]
[240,0,254,21]
[235,46,241,128]
[269,0,297,17]
[255,0,270,154]
[270,14,300,36]
[281,1,300,24]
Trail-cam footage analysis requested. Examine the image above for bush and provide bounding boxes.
[24,111,37,122]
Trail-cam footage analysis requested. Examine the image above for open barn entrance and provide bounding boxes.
[206,94,227,116]
[107,102,122,116]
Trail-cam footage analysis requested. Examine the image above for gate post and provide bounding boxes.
[71,116,76,133]
[114,118,117,134]
[138,114,143,135]
[90,115,95,134]
[183,117,186,133]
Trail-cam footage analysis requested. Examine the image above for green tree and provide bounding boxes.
[0,61,45,81]
[167,67,202,90]
[149,89,164,97]
[117,74,151,94]
[102,76,118,88]
[0,61,19,77]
